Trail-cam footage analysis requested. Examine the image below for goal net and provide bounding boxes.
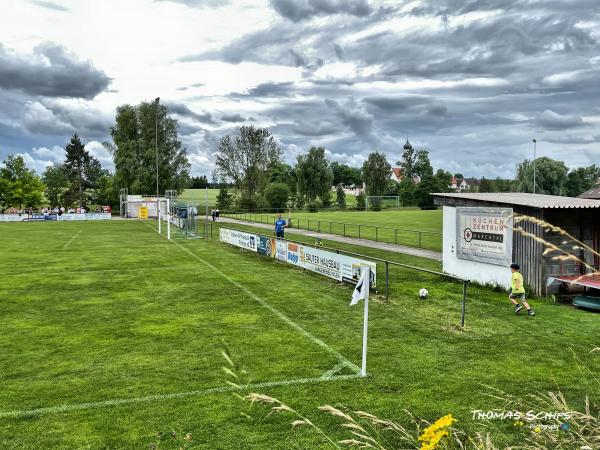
[365,196,400,211]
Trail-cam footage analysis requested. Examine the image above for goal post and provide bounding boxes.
[157,198,171,240]
[365,196,400,211]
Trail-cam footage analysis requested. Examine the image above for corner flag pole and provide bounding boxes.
[158,200,162,235]
[166,198,171,240]
[361,267,370,377]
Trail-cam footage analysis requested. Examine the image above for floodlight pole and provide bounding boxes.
[532,139,537,194]
[360,267,370,377]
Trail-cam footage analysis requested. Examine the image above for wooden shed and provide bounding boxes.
[433,193,600,296]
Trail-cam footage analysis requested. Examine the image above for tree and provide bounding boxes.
[296,147,333,207]
[515,157,568,195]
[362,152,391,208]
[398,145,417,179]
[216,184,234,210]
[413,150,434,178]
[335,184,346,208]
[263,182,290,210]
[355,191,366,210]
[189,175,208,189]
[565,165,600,197]
[398,177,416,206]
[42,165,68,206]
[216,126,281,210]
[331,162,362,186]
[92,172,118,207]
[111,99,190,196]
[0,155,45,209]
[479,177,493,193]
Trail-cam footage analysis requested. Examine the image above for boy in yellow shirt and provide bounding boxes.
[509,263,535,317]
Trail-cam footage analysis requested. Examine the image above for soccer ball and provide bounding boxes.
[419,288,429,299]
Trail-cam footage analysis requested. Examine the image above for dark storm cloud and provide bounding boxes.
[533,110,585,130]
[269,0,371,22]
[30,0,69,11]
[221,113,246,123]
[0,43,110,99]
[22,100,112,138]
[236,81,296,98]
[166,102,216,124]
[325,98,373,136]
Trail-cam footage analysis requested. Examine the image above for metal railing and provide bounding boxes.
[217,225,469,327]
[221,211,442,252]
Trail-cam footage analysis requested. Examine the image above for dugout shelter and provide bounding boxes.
[433,193,600,296]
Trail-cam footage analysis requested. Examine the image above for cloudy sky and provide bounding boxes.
[1,0,599,178]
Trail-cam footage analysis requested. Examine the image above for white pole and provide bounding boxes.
[360,267,370,377]
[532,139,537,195]
[158,200,161,234]
[167,199,171,240]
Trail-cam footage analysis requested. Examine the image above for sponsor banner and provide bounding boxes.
[219,228,376,286]
[286,243,301,266]
[275,240,287,262]
[228,230,257,252]
[300,246,377,286]
[257,236,272,256]
[456,207,513,266]
[0,214,27,222]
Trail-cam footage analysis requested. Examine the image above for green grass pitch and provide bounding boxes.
[0,220,598,448]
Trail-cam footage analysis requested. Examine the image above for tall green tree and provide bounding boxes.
[42,164,68,206]
[331,162,362,186]
[216,126,281,210]
[565,165,600,197]
[0,155,45,209]
[398,143,417,179]
[63,134,91,207]
[263,182,290,210]
[111,99,190,196]
[295,147,333,207]
[335,184,346,208]
[515,157,568,195]
[362,152,391,196]
[216,183,234,210]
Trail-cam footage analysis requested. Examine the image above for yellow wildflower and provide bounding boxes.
[419,415,457,450]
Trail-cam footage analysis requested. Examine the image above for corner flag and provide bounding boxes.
[350,267,369,305]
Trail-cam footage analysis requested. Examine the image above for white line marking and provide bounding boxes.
[141,220,359,373]
[0,265,196,278]
[321,362,348,379]
[0,374,361,419]
[63,229,82,249]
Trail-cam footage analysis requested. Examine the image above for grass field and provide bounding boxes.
[0,220,598,448]
[178,188,220,206]
[224,209,443,251]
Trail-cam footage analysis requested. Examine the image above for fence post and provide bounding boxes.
[418,231,422,248]
[394,228,397,245]
[329,221,332,234]
[376,227,378,242]
[385,261,389,301]
[318,221,321,233]
[359,224,361,239]
[460,281,468,327]
[343,223,346,236]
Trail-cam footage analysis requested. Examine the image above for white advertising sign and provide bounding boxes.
[219,228,376,286]
[456,207,513,266]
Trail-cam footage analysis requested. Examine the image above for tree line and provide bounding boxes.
[1,99,598,213]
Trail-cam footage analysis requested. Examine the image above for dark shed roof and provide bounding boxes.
[578,187,600,200]
[433,192,600,209]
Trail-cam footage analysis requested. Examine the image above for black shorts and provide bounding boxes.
[276,230,284,238]
[509,292,526,301]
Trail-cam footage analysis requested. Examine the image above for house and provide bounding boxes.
[390,167,403,183]
[450,176,471,192]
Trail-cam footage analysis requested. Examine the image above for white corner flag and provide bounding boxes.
[350,266,370,377]
[350,267,369,305]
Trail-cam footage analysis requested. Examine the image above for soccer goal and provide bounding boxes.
[157,197,171,240]
[365,196,400,211]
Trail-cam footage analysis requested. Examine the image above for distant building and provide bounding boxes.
[390,140,421,184]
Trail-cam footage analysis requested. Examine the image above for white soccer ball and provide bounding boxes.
[419,288,429,299]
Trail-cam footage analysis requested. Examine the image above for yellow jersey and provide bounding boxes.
[511,272,525,294]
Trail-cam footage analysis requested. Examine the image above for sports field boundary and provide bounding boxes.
[0,373,361,419]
